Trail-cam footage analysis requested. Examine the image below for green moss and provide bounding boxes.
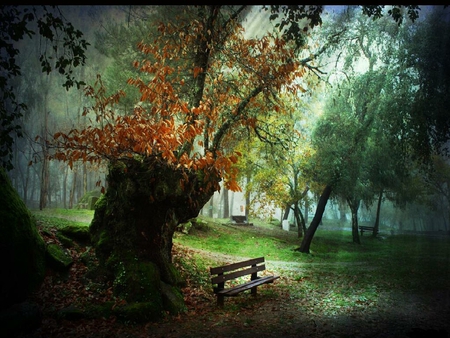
[59,225,90,244]
[78,189,102,204]
[79,247,96,267]
[94,193,107,211]
[56,232,74,248]
[0,167,46,309]
[113,261,163,304]
[166,262,186,287]
[178,221,192,234]
[160,282,187,315]
[46,243,73,270]
[97,230,110,249]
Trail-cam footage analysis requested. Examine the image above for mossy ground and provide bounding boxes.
[22,208,450,338]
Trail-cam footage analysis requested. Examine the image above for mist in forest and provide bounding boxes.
[5,5,450,235]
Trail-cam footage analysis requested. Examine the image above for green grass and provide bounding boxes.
[32,208,93,229]
[174,217,395,264]
[174,216,450,308]
[31,208,450,316]
[174,218,303,262]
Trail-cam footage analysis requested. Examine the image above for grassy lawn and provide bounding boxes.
[32,208,94,228]
[32,209,450,291]
[172,216,450,313]
[31,208,450,326]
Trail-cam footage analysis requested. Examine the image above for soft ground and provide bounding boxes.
[19,215,450,338]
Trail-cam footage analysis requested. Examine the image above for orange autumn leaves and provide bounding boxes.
[51,13,309,193]
[52,75,241,191]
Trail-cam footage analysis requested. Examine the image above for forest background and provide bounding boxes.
[4,5,450,235]
[2,4,450,324]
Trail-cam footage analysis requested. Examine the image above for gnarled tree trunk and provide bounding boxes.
[89,157,219,321]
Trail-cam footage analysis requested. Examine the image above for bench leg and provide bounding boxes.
[251,286,257,297]
[217,295,224,308]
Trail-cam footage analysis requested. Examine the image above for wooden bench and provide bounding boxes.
[210,257,279,307]
[359,225,378,236]
[230,215,253,226]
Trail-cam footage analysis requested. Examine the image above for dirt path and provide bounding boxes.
[149,247,450,338]
[23,215,450,338]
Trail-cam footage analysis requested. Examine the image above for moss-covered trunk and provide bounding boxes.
[90,157,218,321]
[0,167,46,310]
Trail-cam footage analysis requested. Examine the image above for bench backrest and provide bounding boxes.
[210,257,266,286]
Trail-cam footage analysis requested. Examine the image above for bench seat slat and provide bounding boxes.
[210,257,265,274]
[211,265,266,284]
[216,275,280,296]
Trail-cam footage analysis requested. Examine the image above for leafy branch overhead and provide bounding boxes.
[0,5,89,170]
[51,6,315,192]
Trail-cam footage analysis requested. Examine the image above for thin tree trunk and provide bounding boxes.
[283,204,290,220]
[230,191,235,216]
[22,150,32,206]
[208,194,214,217]
[83,163,87,197]
[339,197,347,223]
[293,201,304,238]
[245,173,251,219]
[297,185,332,253]
[373,190,383,236]
[304,197,309,225]
[347,196,361,244]
[38,73,51,210]
[63,166,68,209]
[39,151,49,210]
[222,187,229,218]
[69,167,77,209]
[29,169,36,207]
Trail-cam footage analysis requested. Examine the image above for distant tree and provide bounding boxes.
[296,6,450,252]
[403,6,450,161]
[300,73,375,248]
[238,93,314,237]
[0,5,89,170]
[424,155,450,231]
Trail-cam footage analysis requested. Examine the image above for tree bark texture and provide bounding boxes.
[373,190,383,236]
[89,157,219,321]
[347,196,361,244]
[297,185,332,253]
[293,202,304,238]
[283,204,290,220]
[222,187,229,218]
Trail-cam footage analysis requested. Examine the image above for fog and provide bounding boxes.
[3,5,450,235]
